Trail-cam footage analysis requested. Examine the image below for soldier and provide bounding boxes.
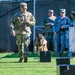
[10,2,35,62]
[53,9,72,56]
[69,11,75,27]
[42,10,56,51]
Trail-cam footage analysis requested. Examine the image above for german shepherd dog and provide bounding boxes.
[34,33,48,56]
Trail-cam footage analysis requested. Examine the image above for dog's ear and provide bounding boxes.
[42,33,45,36]
[37,33,39,36]
[37,32,40,36]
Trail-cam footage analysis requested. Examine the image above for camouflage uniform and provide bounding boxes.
[10,2,35,62]
[69,11,75,27]
[42,10,56,50]
[53,9,72,56]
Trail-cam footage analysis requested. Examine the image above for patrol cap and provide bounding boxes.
[60,9,66,12]
[71,11,75,14]
[48,10,54,13]
[20,2,27,9]
[71,11,75,17]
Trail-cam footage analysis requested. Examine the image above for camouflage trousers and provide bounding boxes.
[53,31,69,55]
[16,33,30,61]
[45,33,53,50]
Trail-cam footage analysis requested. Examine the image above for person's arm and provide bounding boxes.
[53,17,61,34]
[61,17,72,29]
[10,17,16,36]
[25,13,36,26]
[53,18,57,34]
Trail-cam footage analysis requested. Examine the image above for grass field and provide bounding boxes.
[0,52,75,75]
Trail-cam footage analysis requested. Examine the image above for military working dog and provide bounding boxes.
[34,33,48,56]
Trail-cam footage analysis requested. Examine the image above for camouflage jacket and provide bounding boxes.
[10,11,35,35]
[42,16,56,33]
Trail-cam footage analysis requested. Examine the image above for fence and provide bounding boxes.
[0,0,75,52]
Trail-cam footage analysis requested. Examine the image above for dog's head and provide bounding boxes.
[36,33,45,46]
[37,33,44,39]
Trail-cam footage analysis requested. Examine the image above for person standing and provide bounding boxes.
[42,10,56,51]
[53,9,72,56]
[69,11,75,27]
[10,2,35,62]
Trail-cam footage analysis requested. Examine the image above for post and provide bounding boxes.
[33,0,36,52]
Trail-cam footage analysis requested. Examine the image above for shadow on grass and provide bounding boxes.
[51,52,68,57]
[0,51,68,60]
[0,52,39,60]
[0,53,19,59]
[0,61,19,63]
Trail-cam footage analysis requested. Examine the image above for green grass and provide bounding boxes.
[0,52,75,75]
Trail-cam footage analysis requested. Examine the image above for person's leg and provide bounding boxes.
[50,34,54,51]
[59,32,65,56]
[23,34,30,62]
[45,33,49,50]
[45,33,52,51]
[53,33,60,55]
[16,35,24,62]
[48,35,53,51]
[65,31,69,50]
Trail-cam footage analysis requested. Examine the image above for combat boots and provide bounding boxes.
[19,57,24,62]
[59,50,64,57]
[24,53,28,62]
[19,50,24,62]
